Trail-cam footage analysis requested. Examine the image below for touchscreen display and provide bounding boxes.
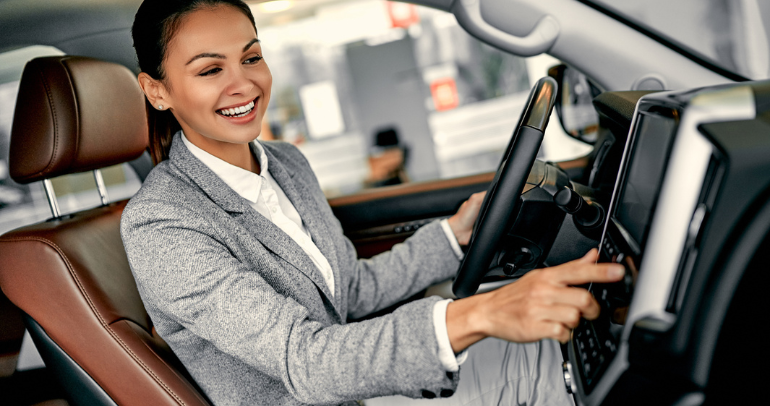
[614,111,678,248]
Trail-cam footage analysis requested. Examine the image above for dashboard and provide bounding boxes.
[565,81,770,405]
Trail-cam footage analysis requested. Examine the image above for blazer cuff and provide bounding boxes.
[432,299,468,372]
[440,219,465,260]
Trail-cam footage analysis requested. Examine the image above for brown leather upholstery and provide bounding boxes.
[0,203,209,405]
[9,56,148,184]
[0,56,210,405]
[33,400,70,406]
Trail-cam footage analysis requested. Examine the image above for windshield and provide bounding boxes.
[585,0,770,80]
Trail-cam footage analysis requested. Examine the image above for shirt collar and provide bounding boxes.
[179,131,267,204]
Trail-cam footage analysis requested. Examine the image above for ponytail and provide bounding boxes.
[145,99,180,165]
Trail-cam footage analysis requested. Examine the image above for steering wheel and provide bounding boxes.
[453,77,558,298]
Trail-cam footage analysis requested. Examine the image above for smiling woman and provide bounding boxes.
[119,1,622,406]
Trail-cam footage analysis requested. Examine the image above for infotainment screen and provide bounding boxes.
[614,111,678,251]
[570,107,680,394]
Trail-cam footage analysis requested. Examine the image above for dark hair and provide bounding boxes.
[132,0,257,164]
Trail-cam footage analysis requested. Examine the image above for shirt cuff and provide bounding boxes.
[432,299,468,372]
[440,219,465,260]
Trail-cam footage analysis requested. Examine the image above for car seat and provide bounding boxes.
[0,56,211,406]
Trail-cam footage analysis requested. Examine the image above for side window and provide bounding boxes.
[0,46,141,235]
[254,1,591,198]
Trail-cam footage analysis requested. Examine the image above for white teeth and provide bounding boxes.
[218,100,256,117]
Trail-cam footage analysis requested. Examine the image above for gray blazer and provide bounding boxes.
[120,134,461,405]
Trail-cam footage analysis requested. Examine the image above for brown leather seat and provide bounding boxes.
[0,56,211,406]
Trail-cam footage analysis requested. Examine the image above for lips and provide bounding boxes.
[216,98,256,118]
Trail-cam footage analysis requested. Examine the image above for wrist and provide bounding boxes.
[446,295,488,353]
[446,215,467,246]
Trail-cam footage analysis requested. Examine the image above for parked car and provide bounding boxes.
[0,0,768,405]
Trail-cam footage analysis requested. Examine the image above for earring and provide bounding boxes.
[158,104,164,110]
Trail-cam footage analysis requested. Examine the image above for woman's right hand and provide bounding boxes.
[446,249,625,353]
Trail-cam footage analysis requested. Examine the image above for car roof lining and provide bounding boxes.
[0,0,141,69]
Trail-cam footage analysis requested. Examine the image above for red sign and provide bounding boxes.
[387,2,420,28]
[430,78,459,111]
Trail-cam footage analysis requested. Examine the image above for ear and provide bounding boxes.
[138,72,171,111]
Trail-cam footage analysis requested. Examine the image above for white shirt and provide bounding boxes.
[181,132,466,371]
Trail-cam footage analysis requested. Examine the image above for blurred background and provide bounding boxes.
[1,0,768,235]
[244,0,590,196]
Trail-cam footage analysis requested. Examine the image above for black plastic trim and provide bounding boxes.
[24,315,118,406]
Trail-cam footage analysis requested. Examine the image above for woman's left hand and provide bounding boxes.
[447,191,486,246]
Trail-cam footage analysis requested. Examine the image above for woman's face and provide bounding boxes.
[160,5,271,151]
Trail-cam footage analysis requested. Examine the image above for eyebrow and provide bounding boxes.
[185,38,261,66]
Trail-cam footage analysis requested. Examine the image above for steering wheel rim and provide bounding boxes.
[452,77,558,298]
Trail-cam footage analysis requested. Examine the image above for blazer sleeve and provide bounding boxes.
[266,140,461,319]
[121,199,458,404]
[344,221,460,319]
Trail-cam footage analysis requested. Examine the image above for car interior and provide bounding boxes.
[0,0,768,405]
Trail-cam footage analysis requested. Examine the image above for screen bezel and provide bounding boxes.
[609,107,680,258]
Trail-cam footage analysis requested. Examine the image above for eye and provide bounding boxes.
[198,67,221,77]
[244,55,263,65]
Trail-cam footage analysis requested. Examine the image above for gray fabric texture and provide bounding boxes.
[120,134,461,405]
[366,338,573,406]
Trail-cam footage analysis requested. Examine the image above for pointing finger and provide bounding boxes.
[577,248,599,264]
[552,262,625,286]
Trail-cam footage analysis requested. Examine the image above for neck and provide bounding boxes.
[183,131,261,175]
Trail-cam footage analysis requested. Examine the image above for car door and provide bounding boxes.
[330,172,492,258]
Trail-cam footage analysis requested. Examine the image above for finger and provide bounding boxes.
[466,193,485,209]
[577,248,599,264]
[471,191,487,201]
[553,262,625,285]
[549,287,600,319]
[540,321,571,343]
[503,320,570,343]
[537,304,582,329]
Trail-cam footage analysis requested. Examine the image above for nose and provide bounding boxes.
[225,66,255,96]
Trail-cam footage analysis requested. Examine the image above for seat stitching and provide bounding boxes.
[117,320,208,403]
[35,63,61,178]
[0,236,188,406]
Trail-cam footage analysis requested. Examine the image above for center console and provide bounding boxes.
[565,81,770,405]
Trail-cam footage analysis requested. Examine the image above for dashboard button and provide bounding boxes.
[563,362,577,394]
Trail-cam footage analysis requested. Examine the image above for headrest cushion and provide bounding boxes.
[9,56,148,184]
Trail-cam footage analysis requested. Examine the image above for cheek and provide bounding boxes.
[187,84,219,111]
[172,86,219,128]
[170,78,214,113]
[260,65,273,105]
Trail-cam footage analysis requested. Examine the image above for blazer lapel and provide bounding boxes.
[168,134,337,307]
[261,144,342,302]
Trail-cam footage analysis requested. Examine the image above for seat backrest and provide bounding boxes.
[0,56,211,406]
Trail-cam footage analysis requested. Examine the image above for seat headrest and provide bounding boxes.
[9,56,148,184]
